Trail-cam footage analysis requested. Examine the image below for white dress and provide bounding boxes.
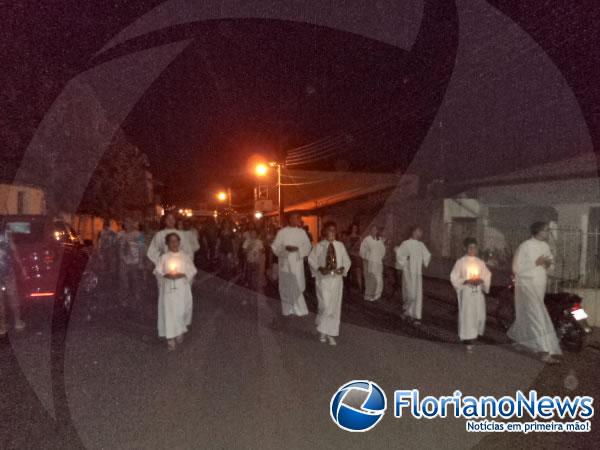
[395,239,431,319]
[359,236,386,301]
[308,240,351,337]
[450,256,491,341]
[507,238,562,355]
[154,251,197,339]
[271,227,312,316]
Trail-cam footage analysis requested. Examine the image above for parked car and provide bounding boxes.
[1,215,92,319]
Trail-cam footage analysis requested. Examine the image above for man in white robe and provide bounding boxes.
[450,238,491,351]
[395,226,431,324]
[183,219,200,255]
[271,213,312,316]
[147,213,194,267]
[359,226,386,301]
[308,222,351,346]
[508,222,562,363]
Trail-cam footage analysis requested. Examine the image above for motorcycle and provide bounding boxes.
[493,279,592,352]
[544,291,592,352]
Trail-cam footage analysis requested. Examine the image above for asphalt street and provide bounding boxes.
[1,272,599,449]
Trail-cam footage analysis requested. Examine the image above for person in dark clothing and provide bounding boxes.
[217,222,236,274]
[344,223,363,292]
[0,220,26,335]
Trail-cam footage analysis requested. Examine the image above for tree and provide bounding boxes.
[8,79,150,219]
[79,130,149,220]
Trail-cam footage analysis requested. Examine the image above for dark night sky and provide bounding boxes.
[2,1,600,205]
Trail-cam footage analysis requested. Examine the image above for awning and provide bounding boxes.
[264,169,418,215]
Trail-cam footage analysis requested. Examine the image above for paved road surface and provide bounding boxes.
[1,272,598,449]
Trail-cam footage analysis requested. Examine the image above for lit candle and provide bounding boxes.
[467,263,480,292]
[168,260,179,274]
[467,265,480,281]
[167,258,179,290]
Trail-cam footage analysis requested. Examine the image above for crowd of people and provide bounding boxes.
[0,210,561,364]
[99,210,559,364]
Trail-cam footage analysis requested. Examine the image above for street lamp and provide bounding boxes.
[216,188,232,207]
[255,161,283,225]
[255,163,269,177]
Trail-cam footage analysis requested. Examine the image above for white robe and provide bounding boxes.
[450,256,491,341]
[154,251,197,339]
[395,239,431,319]
[308,240,351,336]
[184,229,200,254]
[146,228,194,267]
[271,226,312,316]
[359,236,386,301]
[507,238,562,355]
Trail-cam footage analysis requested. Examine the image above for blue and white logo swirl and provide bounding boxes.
[330,380,387,432]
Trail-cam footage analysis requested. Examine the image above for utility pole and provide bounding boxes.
[277,163,284,226]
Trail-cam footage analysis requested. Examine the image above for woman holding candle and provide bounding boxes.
[450,238,491,352]
[308,222,351,346]
[154,233,197,351]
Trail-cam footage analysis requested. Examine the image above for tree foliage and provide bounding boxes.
[3,79,150,220]
[79,131,149,220]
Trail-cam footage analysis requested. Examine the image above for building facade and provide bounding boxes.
[0,183,46,215]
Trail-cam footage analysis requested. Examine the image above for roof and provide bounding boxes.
[0,182,45,192]
[449,153,598,190]
[268,169,418,214]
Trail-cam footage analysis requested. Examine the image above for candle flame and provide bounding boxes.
[168,260,179,273]
[467,265,480,280]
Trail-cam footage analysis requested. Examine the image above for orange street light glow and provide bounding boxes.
[255,163,269,177]
[216,191,228,202]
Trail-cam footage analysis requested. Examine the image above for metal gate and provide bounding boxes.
[442,222,600,289]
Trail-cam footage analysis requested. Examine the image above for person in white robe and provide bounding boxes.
[176,218,200,256]
[450,238,491,351]
[147,212,194,267]
[308,222,351,346]
[271,213,312,316]
[507,222,562,364]
[183,219,201,254]
[395,226,431,324]
[359,226,386,301]
[154,232,197,351]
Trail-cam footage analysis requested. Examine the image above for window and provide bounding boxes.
[8,220,46,244]
[17,191,26,214]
